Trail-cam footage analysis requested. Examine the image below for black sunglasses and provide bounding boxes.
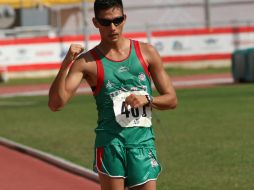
[96,15,125,27]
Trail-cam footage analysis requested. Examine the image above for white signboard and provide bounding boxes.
[1,26,254,72]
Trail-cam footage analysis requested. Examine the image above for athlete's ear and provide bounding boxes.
[93,17,99,28]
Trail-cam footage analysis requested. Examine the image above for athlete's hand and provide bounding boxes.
[63,44,84,67]
[125,94,148,108]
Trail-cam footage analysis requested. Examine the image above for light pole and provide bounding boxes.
[82,0,89,51]
[204,0,211,28]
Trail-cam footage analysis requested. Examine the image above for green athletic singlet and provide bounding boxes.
[90,40,155,148]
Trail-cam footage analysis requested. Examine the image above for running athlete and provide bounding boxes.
[48,0,177,189]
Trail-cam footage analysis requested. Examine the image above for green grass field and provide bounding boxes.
[0,81,253,189]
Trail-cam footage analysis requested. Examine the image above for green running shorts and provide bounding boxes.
[94,144,161,188]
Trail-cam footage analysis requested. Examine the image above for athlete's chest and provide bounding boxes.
[102,60,148,91]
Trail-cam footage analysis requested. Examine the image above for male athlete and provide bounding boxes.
[48,0,177,189]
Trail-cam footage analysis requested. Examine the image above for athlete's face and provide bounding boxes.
[93,7,126,43]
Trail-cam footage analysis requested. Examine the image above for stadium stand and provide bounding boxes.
[1,0,254,79]
[0,0,94,9]
[1,0,254,35]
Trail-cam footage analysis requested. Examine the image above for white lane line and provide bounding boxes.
[0,88,92,98]
[173,78,233,87]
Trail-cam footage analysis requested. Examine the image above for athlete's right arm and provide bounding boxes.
[48,44,84,112]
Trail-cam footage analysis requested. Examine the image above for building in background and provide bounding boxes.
[1,0,254,37]
[1,0,254,78]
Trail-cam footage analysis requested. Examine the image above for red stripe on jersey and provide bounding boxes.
[90,49,104,95]
[96,147,104,172]
[133,41,150,77]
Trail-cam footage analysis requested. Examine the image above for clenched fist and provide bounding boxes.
[63,44,84,67]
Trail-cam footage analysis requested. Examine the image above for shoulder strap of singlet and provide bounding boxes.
[90,48,104,95]
[133,40,150,77]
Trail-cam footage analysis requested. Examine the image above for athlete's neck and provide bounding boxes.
[99,38,129,52]
[97,38,130,59]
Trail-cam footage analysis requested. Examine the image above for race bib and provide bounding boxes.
[112,91,152,128]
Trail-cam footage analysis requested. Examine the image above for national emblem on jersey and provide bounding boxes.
[138,73,146,82]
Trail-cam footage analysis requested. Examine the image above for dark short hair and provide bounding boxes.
[94,0,124,17]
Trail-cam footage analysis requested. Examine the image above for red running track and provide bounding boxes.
[0,145,100,190]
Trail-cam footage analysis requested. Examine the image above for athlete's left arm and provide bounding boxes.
[142,43,177,110]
